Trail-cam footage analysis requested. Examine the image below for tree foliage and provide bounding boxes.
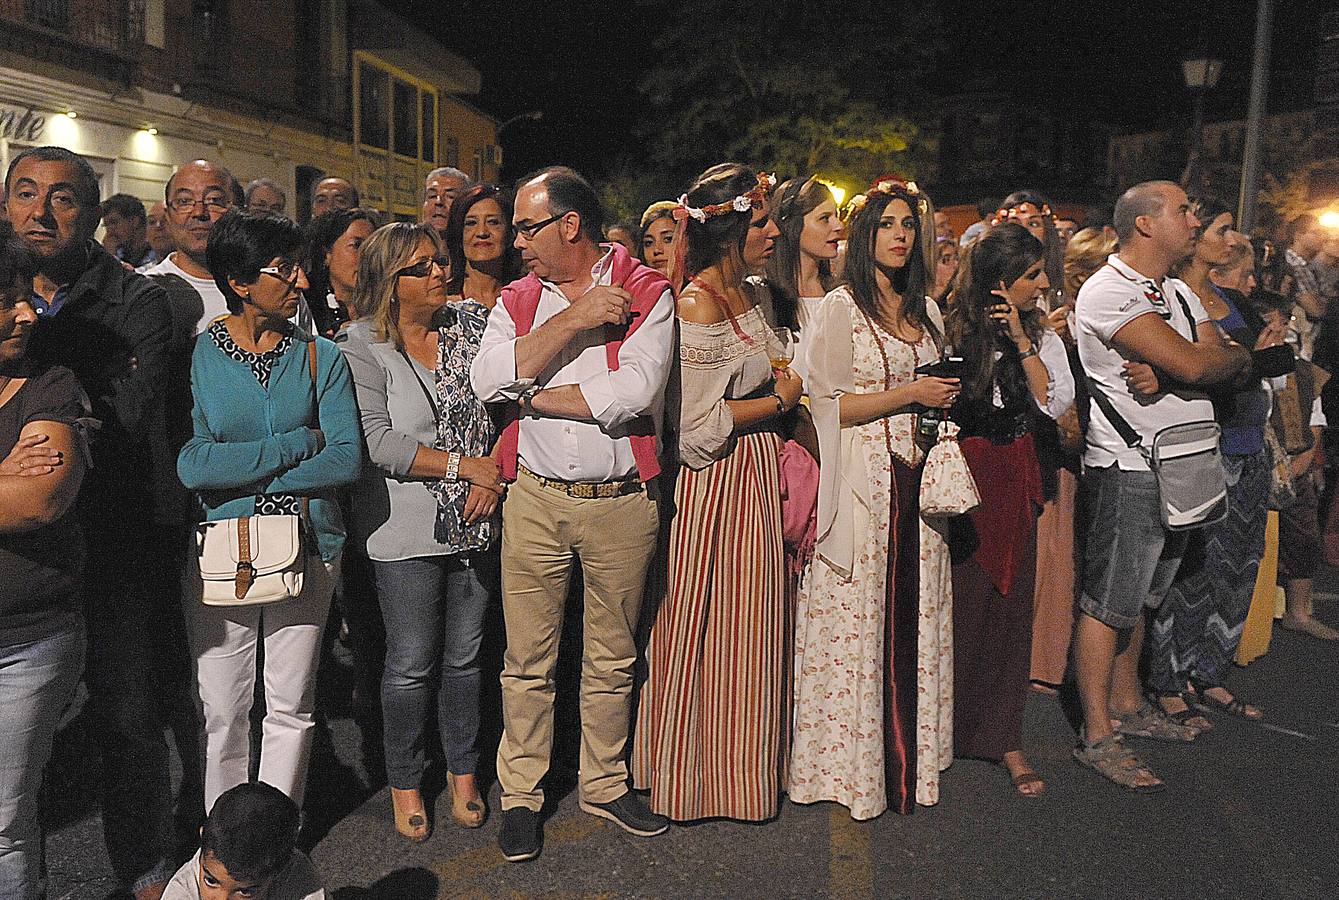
[633,0,941,197]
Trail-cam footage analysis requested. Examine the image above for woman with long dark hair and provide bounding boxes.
[302,208,381,336]
[790,177,956,818]
[764,176,841,331]
[443,184,521,310]
[632,164,797,822]
[1150,196,1288,726]
[945,222,1072,796]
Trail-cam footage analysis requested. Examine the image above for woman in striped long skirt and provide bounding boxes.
[631,164,798,821]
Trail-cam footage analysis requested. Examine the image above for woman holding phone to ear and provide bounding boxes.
[944,222,1072,797]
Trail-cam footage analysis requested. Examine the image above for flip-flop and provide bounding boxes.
[1010,771,1046,797]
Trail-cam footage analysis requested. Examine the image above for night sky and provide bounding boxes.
[383,0,1328,183]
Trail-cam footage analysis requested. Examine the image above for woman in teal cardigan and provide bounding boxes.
[178,211,360,816]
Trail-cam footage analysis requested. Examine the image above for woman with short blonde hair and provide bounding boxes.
[1063,227,1117,301]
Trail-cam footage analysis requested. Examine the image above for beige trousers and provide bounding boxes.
[496,471,659,811]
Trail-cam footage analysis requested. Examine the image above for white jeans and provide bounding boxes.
[184,555,337,812]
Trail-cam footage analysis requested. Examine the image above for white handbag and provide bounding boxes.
[194,337,318,606]
[197,514,306,605]
[919,420,982,519]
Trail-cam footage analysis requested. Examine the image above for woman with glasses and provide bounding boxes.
[338,222,502,841]
[177,210,362,814]
[444,184,521,310]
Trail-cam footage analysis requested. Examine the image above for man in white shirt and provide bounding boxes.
[142,160,233,335]
[472,166,673,861]
[1073,180,1249,792]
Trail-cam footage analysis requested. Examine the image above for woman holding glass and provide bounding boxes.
[632,164,798,823]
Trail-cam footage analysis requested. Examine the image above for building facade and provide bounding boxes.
[0,0,499,220]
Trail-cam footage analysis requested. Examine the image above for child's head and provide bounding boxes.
[197,782,299,899]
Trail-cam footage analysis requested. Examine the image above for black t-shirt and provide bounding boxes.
[0,365,87,645]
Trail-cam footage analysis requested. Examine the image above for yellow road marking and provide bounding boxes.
[430,814,605,897]
[827,803,874,898]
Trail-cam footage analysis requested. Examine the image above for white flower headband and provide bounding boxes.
[674,172,777,224]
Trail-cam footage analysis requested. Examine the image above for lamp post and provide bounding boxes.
[1181,54,1224,191]
[497,110,543,134]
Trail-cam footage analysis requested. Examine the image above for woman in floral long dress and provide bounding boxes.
[790,179,956,819]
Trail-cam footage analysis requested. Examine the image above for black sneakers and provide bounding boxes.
[498,807,541,862]
[578,791,670,837]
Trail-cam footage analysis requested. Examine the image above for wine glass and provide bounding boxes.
[769,326,795,371]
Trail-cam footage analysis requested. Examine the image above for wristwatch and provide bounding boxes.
[519,385,541,416]
[1018,343,1039,361]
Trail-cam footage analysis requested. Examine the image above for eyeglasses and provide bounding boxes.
[514,212,567,240]
[169,195,230,214]
[395,256,449,278]
[258,261,304,284]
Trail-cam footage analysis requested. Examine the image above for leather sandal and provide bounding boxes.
[1189,678,1264,721]
[1111,701,1199,742]
[448,772,487,829]
[1153,691,1213,733]
[1073,734,1165,794]
[391,788,431,843]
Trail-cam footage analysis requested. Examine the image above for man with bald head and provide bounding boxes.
[142,159,235,334]
[1071,179,1250,792]
[310,175,359,220]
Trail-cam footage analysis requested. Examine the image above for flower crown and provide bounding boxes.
[841,174,927,223]
[674,172,777,223]
[989,201,1055,228]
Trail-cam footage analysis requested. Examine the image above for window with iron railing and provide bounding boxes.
[2,0,145,55]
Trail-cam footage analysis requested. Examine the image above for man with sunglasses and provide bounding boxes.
[5,145,177,900]
[472,166,675,861]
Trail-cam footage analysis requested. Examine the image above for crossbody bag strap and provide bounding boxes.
[303,338,319,524]
[1080,368,1146,454]
[1173,289,1199,343]
[396,344,441,420]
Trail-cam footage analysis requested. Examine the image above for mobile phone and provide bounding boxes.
[913,356,965,380]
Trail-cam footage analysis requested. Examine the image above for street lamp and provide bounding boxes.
[498,110,543,134]
[1181,54,1224,190]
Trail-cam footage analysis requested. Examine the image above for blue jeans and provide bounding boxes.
[375,552,493,788]
[0,622,86,900]
[1079,466,1189,630]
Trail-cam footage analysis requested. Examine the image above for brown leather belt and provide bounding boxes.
[518,464,643,499]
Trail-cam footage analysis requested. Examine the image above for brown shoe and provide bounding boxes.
[448,772,486,828]
[391,787,431,842]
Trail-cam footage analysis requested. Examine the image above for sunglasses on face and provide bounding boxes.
[396,256,449,278]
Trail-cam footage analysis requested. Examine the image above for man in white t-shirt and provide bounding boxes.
[1072,180,1249,792]
[142,160,234,335]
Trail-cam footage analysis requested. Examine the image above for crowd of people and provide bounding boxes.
[1,139,1337,897]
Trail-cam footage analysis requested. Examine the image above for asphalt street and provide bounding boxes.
[40,580,1339,899]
